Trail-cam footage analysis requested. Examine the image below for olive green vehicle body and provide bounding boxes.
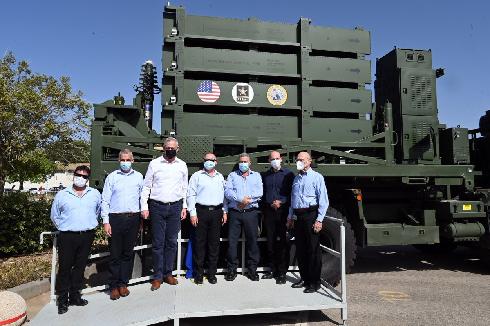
[90,5,490,262]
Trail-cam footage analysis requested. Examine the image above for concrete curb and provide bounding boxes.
[8,278,50,301]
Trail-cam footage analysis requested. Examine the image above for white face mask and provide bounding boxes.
[296,161,305,171]
[270,158,281,170]
[73,176,87,188]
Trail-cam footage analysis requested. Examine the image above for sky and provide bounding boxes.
[1,0,489,133]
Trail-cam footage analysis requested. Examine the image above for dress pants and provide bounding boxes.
[193,206,222,277]
[295,210,321,287]
[56,230,95,299]
[263,205,290,276]
[227,209,260,273]
[108,213,140,289]
[149,199,182,280]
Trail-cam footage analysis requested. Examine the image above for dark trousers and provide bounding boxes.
[56,230,95,298]
[193,207,222,277]
[227,209,260,273]
[108,213,140,289]
[149,199,182,280]
[295,210,321,286]
[263,205,290,275]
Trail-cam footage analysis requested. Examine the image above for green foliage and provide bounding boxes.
[0,52,91,193]
[0,192,54,256]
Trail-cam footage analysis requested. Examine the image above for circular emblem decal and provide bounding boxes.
[232,83,254,104]
[267,85,287,106]
[197,80,220,103]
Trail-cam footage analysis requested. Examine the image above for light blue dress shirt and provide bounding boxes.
[101,169,144,224]
[289,168,329,222]
[50,187,101,231]
[224,170,263,210]
[187,169,228,217]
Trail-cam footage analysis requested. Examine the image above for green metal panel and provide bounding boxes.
[308,56,371,84]
[365,223,439,246]
[303,118,372,142]
[164,7,370,54]
[309,87,371,113]
[179,112,299,138]
[400,68,437,116]
[183,47,299,76]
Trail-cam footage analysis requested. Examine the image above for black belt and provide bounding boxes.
[109,212,140,217]
[149,199,183,206]
[196,203,223,211]
[293,205,319,215]
[230,207,258,213]
[60,229,95,234]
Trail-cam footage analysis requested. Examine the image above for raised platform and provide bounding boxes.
[31,273,344,325]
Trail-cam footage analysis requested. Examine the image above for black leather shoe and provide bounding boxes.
[261,272,274,279]
[58,302,68,315]
[246,272,259,281]
[303,284,321,293]
[291,280,305,288]
[195,275,203,285]
[69,297,88,306]
[225,271,237,281]
[276,274,287,284]
[207,275,217,284]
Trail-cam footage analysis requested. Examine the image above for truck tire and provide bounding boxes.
[319,207,357,286]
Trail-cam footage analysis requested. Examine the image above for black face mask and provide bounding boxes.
[165,149,177,159]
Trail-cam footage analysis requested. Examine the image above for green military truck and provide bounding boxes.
[90,5,490,284]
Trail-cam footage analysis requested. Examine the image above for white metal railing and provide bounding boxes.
[40,217,347,323]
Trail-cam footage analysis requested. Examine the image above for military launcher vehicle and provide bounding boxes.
[90,5,490,284]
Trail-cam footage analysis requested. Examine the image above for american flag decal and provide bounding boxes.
[197,80,220,103]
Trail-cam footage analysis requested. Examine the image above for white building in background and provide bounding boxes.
[4,163,90,191]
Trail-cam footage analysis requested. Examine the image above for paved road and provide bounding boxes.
[27,245,489,325]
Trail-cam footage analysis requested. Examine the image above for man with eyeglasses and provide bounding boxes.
[101,149,144,300]
[50,165,101,314]
[261,151,294,284]
[186,152,228,285]
[141,137,188,290]
[287,152,329,293]
[224,153,263,282]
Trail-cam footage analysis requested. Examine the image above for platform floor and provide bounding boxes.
[31,273,344,325]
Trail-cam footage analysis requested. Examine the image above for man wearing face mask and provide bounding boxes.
[50,165,101,314]
[101,149,143,300]
[186,152,228,285]
[287,152,329,293]
[224,153,263,282]
[140,137,188,290]
[261,151,294,284]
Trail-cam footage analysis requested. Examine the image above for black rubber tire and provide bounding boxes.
[319,207,357,286]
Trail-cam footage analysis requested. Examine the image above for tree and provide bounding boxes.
[0,52,91,194]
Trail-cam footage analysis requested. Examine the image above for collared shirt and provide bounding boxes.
[261,167,294,205]
[224,170,263,210]
[140,156,188,211]
[186,169,228,217]
[289,168,329,222]
[50,186,101,231]
[101,169,144,224]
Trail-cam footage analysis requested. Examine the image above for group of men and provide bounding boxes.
[50,137,329,315]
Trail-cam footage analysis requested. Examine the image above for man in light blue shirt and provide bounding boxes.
[187,152,228,285]
[224,153,263,282]
[287,151,329,293]
[101,149,143,300]
[50,165,101,314]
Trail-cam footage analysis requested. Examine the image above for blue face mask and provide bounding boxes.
[238,162,249,173]
[203,160,216,171]
[120,161,132,171]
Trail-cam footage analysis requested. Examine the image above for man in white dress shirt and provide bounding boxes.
[140,137,188,290]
